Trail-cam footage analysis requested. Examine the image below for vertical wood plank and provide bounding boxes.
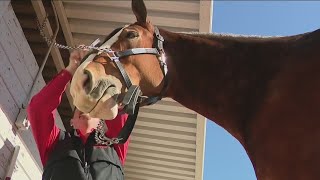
[0,43,26,107]
[0,1,10,17]
[0,76,19,121]
[4,4,39,79]
[0,16,33,95]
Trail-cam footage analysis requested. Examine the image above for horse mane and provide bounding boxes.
[178,32,286,41]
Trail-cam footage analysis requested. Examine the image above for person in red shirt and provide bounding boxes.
[27,49,129,180]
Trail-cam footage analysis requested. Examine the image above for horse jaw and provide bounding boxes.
[70,54,122,120]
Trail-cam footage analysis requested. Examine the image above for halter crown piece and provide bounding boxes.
[81,25,168,145]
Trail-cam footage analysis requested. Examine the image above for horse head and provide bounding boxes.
[70,0,166,119]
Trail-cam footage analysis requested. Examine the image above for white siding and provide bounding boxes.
[0,3,64,179]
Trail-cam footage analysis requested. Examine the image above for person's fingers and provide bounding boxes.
[70,50,83,61]
[79,50,88,59]
[74,44,89,60]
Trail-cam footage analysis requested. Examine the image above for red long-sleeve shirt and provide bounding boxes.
[27,70,129,166]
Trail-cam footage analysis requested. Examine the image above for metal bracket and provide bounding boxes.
[15,108,30,130]
[5,146,20,180]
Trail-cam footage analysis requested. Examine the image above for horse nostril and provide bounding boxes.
[83,70,93,94]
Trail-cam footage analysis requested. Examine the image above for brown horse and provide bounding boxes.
[69,0,320,179]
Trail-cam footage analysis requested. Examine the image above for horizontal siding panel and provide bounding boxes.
[126,156,195,169]
[63,1,199,14]
[142,103,194,114]
[128,149,195,164]
[130,136,196,149]
[69,21,117,36]
[131,131,195,145]
[134,124,196,138]
[125,173,167,180]
[73,33,105,46]
[64,7,198,29]
[132,128,196,142]
[124,165,194,180]
[138,111,197,124]
[130,139,195,154]
[128,143,196,157]
[125,158,195,174]
[68,19,197,37]
[128,146,195,162]
[125,168,194,180]
[125,161,194,177]
[137,116,195,129]
[135,120,196,134]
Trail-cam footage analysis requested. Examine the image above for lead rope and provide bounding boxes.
[94,120,123,146]
[37,15,114,53]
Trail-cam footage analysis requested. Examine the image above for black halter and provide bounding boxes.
[90,26,168,115]
[83,26,168,145]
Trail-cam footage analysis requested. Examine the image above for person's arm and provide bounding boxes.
[105,113,129,165]
[27,49,87,165]
[27,70,72,165]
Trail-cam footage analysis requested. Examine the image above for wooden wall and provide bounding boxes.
[0,2,64,179]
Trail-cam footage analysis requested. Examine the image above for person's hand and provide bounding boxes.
[65,47,88,75]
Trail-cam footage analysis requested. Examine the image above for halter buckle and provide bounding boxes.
[122,85,142,115]
[102,50,119,62]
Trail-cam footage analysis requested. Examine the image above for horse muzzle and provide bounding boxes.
[70,58,122,119]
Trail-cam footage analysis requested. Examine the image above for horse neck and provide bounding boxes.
[160,29,291,143]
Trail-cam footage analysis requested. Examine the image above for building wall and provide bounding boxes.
[0,2,64,179]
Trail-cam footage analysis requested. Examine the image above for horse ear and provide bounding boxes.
[132,0,147,24]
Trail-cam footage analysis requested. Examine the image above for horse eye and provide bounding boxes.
[126,31,139,39]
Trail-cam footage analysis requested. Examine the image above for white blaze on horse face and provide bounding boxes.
[70,27,127,119]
